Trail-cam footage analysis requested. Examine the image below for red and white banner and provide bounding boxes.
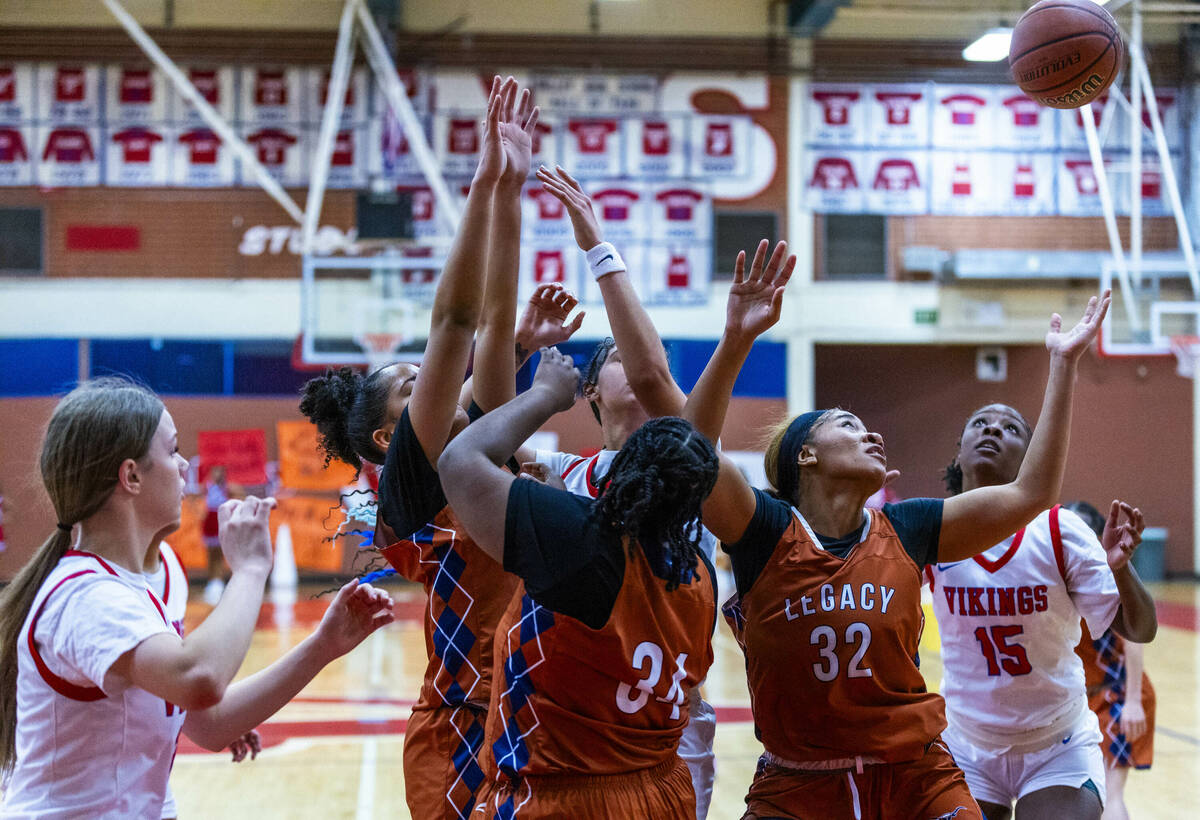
[522,184,572,242]
[807,85,866,145]
[930,152,994,215]
[308,126,365,188]
[652,186,710,241]
[805,150,867,212]
[995,90,1057,149]
[434,113,481,177]
[0,64,35,122]
[172,66,236,124]
[625,116,685,178]
[106,65,167,123]
[170,127,235,186]
[39,63,101,122]
[564,117,622,177]
[106,125,169,186]
[306,67,369,126]
[932,86,992,148]
[868,85,927,147]
[690,116,751,178]
[864,150,928,214]
[0,125,34,185]
[645,245,711,305]
[591,185,646,243]
[37,125,101,185]
[240,66,304,124]
[242,125,306,186]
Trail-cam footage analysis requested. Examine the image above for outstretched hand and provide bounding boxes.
[516,283,585,355]
[1101,499,1144,572]
[1045,289,1111,362]
[498,83,539,186]
[474,76,512,185]
[313,578,395,662]
[725,239,796,342]
[536,165,603,251]
[531,346,580,413]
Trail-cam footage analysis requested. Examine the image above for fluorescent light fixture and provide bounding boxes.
[963,27,1013,62]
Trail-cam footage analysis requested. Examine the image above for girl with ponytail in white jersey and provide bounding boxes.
[0,378,394,819]
[928,405,1157,820]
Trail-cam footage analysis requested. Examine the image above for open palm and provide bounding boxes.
[498,84,539,183]
[1045,289,1111,361]
[726,239,796,340]
[517,283,585,351]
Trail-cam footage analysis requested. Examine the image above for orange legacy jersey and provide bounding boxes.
[742,508,944,763]
[482,544,716,784]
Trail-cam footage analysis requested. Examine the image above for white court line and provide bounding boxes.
[356,737,378,820]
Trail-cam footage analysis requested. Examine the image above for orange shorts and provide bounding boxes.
[741,739,983,820]
[404,704,489,820]
[472,756,695,820]
[1091,676,1156,769]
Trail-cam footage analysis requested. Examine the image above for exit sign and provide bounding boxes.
[914,308,938,325]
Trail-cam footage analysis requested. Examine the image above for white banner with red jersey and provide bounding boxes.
[805,81,1182,216]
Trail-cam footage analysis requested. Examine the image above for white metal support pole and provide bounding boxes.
[100,0,305,224]
[354,0,461,233]
[302,0,357,255]
[1130,0,1143,292]
[1082,104,1140,331]
[1134,48,1200,296]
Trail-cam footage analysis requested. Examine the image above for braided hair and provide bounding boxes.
[299,366,395,473]
[591,417,718,591]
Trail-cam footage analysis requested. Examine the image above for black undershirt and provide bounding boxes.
[725,488,944,598]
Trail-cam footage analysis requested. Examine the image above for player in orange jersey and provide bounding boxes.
[437,347,718,820]
[300,78,578,820]
[1067,501,1156,820]
[682,238,1111,820]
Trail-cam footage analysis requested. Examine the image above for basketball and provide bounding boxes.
[1009,0,1124,109]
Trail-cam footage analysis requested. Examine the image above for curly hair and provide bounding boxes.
[299,366,394,472]
[943,403,1032,496]
[591,417,719,591]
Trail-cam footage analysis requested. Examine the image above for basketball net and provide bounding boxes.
[1169,334,1200,378]
[356,331,410,373]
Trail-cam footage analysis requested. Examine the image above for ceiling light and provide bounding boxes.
[963,27,1013,62]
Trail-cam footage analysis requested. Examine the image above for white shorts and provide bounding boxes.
[678,687,716,820]
[943,711,1106,808]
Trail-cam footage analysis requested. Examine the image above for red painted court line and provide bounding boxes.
[1155,599,1200,632]
[291,695,416,706]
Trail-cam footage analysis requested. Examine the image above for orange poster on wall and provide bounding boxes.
[273,495,351,573]
[276,420,358,492]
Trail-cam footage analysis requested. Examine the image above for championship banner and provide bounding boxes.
[197,428,268,486]
[106,125,169,186]
[868,85,927,147]
[273,496,346,573]
[864,149,928,215]
[0,63,35,121]
[0,124,34,185]
[38,63,101,123]
[624,116,686,178]
[170,127,235,186]
[277,420,358,492]
[106,65,167,123]
[242,124,306,186]
[563,117,623,178]
[37,125,101,186]
[932,85,993,148]
[172,66,236,124]
[807,85,867,146]
[306,67,368,126]
[240,66,304,124]
[592,185,646,244]
[805,149,867,213]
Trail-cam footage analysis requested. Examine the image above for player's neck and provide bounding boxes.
[795,478,872,539]
[601,410,647,451]
[75,505,155,575]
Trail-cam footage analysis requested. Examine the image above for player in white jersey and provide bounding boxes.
[0,378,395,819]
[529,166,718,819]
[142,540,188,820]
[928,403,1157,820]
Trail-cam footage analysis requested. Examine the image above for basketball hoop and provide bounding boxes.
[355,331,410,373]
[1169,334,1200,378]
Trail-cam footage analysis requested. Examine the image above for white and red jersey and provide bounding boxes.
[3,550,185,819]
[119,69,153,104]
[254,70,287,106]
[940,94,986,126]
[592,188,640,222]
[567,119,618,153]
[926,505,1119,751]
[179,129,221,164]
[247,128,297,165]
[812,91,859,126]
[146,543,188,634]
[534,449,718,561]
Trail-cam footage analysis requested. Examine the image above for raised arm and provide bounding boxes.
[438,347,580,561]
[682,240,794,544]
[472,82,539,412]
[537,165,684,416]
[182,579,394,751]
[407,76,507,463]
[938,291,1112,562]
[1101,500,1157,642]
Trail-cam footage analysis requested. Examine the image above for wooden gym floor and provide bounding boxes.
[144,580,1200,817]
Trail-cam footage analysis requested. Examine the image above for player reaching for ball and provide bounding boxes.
[928,413,1156,820]
[683,242,1114,818]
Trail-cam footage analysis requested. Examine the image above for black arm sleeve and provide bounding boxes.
[504,479,625,630]
[723,488,794,598]
[882,498,944,567]
[376,407,447,539]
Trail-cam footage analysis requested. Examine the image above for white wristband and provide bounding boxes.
[586,242,626,281]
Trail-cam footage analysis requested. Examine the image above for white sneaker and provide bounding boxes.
[203,577,225,606]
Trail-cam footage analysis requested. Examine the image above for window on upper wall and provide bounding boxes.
[714,211,779,279]
[822,214,887,280]
[0,208,44,275]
